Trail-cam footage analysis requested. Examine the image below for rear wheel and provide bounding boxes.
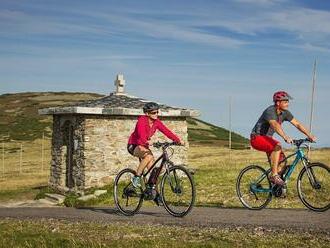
[114,168,143,216]
[160,165,195,217]
[236,165,272,210]
[297,162,330,212]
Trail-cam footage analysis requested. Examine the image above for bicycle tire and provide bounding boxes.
[160,165,195,217]
[236,165,272,210]
[114,168,143,216]
[297,162,330,212]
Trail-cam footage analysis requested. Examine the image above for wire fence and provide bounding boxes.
[0,134,51,180]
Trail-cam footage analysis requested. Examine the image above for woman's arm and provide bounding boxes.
[136,117,149,146]
[157,120,181,143]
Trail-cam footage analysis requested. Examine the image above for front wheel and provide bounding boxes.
[160,165,195,217]
[114,168,143,216]
[236,165,272,210]
[297,162,330,212]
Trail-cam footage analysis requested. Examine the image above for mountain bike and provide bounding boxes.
[114,142,196,217]
[236,138,329,211]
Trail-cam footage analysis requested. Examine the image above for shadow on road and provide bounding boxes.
[77,206,173,218]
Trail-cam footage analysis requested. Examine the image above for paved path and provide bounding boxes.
[0,207,329,232]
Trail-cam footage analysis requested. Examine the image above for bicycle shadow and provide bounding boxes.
[77,206,169,217]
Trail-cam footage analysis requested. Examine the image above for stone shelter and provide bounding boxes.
[39,74,199,192]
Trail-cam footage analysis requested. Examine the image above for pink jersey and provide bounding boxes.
[128,115,180,148]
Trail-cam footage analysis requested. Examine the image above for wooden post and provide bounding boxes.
[41,132,44,172]
[229,96,232,150]
[308,60,317,156]
[2,142,4,176]
[228,96,232,163]
[20,143,22,174]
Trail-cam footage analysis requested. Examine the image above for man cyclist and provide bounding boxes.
[127,102,183,188]
[250,91,316,186]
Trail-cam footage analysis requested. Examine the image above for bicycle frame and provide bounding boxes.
[142,146,174,182]
[252,147,308,193]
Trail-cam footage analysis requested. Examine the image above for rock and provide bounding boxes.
[94,190,107,197]
[45,193,66,204]
[77,194,96,201]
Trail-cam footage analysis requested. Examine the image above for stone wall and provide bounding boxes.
[49,115,62,189]
[83,115,188,188]
[49,115,85,192]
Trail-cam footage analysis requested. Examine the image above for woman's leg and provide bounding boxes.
[133,146,155,176]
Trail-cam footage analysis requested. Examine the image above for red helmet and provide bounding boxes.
[273,91,293,103]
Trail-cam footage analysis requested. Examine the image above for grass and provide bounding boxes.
[0,92,103,141]
[42,144,329,209]
[189,145,330,209]
[0,92,249,146]
[0,139,329,210]
[0,219,329,248]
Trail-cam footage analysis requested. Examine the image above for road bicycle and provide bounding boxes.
[236,138,329,211]
[114,142,196,217]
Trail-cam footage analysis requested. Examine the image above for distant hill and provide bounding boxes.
[0,92,249,148]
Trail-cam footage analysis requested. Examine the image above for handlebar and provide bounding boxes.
[152,141,182,149]
[292,138,315,147]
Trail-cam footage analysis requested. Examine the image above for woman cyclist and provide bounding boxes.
[127,102,183,187]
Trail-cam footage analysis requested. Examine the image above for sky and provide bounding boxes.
[0,0,330,147]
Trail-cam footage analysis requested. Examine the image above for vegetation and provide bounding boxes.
[0,92,329,247]
[0,219,329,248]
[0,92,103,141]
[0,92,249,146]
[187,117,249,148]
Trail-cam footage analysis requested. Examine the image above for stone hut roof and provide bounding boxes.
[39,74,199,117]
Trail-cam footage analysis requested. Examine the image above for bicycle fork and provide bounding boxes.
[302,160,321,190]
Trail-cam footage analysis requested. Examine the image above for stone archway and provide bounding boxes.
[62,120,75,189]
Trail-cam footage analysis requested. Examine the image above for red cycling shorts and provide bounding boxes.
[250,135,286,163]
[250,135,280,154]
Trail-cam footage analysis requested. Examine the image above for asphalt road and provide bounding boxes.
[0,206,329,232]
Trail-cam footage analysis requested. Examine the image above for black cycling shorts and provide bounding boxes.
[127,144,137,156]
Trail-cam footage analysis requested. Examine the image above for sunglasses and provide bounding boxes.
[149,110,159,115]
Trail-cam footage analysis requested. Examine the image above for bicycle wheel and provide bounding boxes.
[236,165,272,210]
[114,168,143,216]
[160,165,195,217]
[297,162,330,212]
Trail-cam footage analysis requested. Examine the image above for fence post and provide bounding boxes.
[20,143,22,174]
[41,132,44,172]
[2,142,4,176]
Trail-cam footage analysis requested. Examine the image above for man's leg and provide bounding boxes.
[270,144,282,175]
[269,144,285,185]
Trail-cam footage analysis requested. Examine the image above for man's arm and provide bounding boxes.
[290,118,316,141]
[268,120,292,143]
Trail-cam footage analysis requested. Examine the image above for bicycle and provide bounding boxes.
[236,138,330,212]
[114,141,196,217]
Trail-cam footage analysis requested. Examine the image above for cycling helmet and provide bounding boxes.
[273,91,293,103]
[143,102,159,113]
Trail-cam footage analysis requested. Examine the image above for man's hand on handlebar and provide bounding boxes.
[307,135,317,143]
[284,135,293,144]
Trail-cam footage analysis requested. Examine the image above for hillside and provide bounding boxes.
[0,92,249,147]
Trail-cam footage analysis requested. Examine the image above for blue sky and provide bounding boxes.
[1,0,330,146]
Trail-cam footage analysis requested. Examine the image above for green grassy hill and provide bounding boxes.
[0,92,249,147]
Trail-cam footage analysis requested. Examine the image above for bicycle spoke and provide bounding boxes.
[298,163,330,211]
[236,165,272,210]
[114,169,143,216]
[161,166,195,217]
